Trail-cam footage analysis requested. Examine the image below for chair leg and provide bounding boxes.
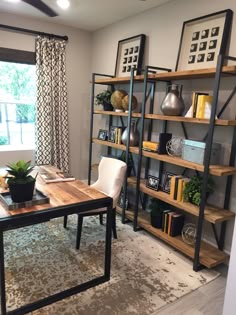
[112,207,117,239]
[76,215,84,250]
[99,213,103,225]
[63,215,68,228]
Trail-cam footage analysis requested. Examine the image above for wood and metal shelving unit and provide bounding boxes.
[88,57,236,271]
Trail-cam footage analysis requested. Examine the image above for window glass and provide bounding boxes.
[0,61,36,148]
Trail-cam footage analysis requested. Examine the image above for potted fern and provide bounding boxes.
[95,90,113,111]
[5,160,36,202]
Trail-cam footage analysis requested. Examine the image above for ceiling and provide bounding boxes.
[0,0,174,31]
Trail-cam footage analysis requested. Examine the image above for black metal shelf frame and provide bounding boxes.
[88,55,236,271]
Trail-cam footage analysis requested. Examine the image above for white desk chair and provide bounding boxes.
[64,157,127,249]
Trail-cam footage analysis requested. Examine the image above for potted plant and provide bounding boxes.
[95,90,113,111]
[149,198,170,228]
[183,175,215,206]
[5,160,36,202]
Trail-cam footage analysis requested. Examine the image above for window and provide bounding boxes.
[0,49,36,148]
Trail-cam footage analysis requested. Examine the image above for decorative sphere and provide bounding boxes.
[182,223,197,246]
[122,95,138,112]
[111,90,127,111]
[166,137,183,157]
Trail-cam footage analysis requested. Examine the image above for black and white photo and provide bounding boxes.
[146,175,159,191]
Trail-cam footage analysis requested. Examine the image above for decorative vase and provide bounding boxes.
[150,213,163,229]
[160,84,185,116]
[121,120,139,146]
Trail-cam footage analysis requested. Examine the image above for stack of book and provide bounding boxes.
[162,210,185,237]
[142,141,159,152]
[185,92,213,119]
[170,176,190,202]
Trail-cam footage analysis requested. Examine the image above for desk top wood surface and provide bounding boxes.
[0,165,107,219]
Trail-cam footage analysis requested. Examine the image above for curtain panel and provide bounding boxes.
[35,36,70,173]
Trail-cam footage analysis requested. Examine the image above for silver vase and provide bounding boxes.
[121,120,139,146]
[160,84,185,116]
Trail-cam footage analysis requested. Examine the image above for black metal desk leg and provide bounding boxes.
[0,230,7,315]
[104,204,112,279]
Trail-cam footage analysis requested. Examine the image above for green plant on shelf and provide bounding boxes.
[183,175,215,206]
[95,90,112,105]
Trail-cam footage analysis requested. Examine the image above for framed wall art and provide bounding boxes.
[146,175,159,191]
[114,34,146,77]
[175,9,233,71]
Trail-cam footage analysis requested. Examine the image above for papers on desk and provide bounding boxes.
[40,172,75,183]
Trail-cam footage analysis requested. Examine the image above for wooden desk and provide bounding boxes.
[0,166,112,315]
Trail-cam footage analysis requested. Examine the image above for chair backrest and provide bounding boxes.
[90,157,127,208]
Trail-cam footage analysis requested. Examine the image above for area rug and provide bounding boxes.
[4,214,219,315]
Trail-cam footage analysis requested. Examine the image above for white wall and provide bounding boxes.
[223,221,236,314]
[91,0,236,252]
[0,12,92,180]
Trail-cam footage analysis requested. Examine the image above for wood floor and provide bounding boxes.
[152,265,228,315]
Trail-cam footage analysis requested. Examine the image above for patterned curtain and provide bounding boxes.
[35,36,70,173]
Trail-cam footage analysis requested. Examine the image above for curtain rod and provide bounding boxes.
[0,24,68,41]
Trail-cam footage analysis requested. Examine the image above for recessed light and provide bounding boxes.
[57,0,70,10]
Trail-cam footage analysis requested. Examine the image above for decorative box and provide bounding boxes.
[182,139,221,165]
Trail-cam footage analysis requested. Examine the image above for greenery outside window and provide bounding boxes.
[0,50,36,148]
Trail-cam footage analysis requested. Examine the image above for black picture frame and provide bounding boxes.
[146,175,159,191]
[115,34,146,77]
[97,129,107,141]
[162,172,176,194]
[108,126,116,143]
[175,9,233,71]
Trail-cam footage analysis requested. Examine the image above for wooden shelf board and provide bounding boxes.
[94,110,141,118]
[127,177,235,224]
[93,139,236,176]
[94,65,236,84]
[116,207,229,268]
[144,114,236,126]
[94,111,236,125]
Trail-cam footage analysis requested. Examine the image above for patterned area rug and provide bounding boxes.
[4,215,219,314]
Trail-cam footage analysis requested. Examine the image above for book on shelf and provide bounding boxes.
[167,211,176,235]
[108,126,124,144]
[142,141,159,152]
[170,176,190,202]
[196,95,213,119]
[185,92,209,118]
[162,209,174,233]
[40,172,75,183]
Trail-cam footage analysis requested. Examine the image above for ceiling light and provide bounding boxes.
[57,0,70,10]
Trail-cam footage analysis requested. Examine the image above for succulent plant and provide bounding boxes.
[6,160,35,184]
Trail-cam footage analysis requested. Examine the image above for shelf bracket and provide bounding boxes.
[211,223,220,249]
